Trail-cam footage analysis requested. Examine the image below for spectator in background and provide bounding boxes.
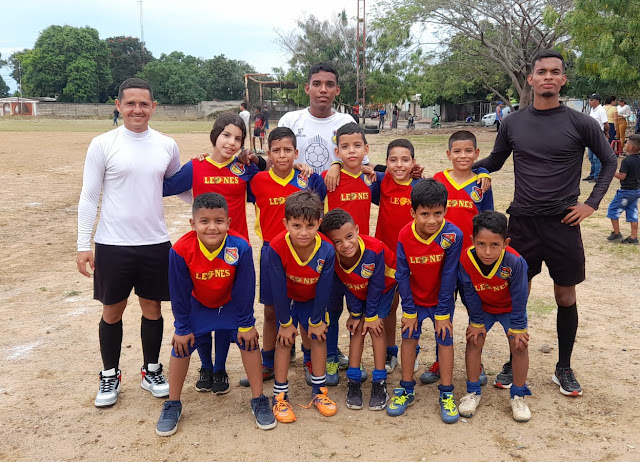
[261,105,270,137]
[379,107,386,130]
[604,96,618,143]
[617,98,632,147]
[391,105,399,129]
[352,101,360,124]
[584,93,609,182]
[239,102,251,148]
[112,108,119,126]
[496,102,504,132]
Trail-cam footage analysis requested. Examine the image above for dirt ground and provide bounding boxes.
[0,120,639,462]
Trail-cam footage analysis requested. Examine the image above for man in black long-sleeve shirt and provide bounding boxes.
[474,50,616,397]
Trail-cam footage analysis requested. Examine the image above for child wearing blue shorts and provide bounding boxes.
[606,134,640,245]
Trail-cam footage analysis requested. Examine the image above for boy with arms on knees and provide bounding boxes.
[458,211,531,422]
[606,134,640,245]
[321,209,396,411]
[269,191,338,422]
[388,179,462,423]
[155,193,275,436]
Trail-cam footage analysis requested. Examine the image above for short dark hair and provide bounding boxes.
[284,190,323,222]
[619,98,625,104]
[604,96,614,105]
[320,208,354,234]
[192,192,228,216]
[530,49,565,72]
[268,127,297,149]
[448,130,477,150]
[472,210,508,240]
[241,102,248,110]
[307,62,339,84]
[118,78,153,101]
[210,113,247,146]
[627,134,640,152]
[411,178,448,210]
[336,122,367,145]
[387,139,414,158]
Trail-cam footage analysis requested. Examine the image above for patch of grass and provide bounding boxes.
[64,290,82,297]
[527,297,556,317]
[39,287,47,291]
[0,118,212,134]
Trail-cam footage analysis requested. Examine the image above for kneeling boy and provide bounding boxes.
[155,193,275,436]
[458,210,531,422]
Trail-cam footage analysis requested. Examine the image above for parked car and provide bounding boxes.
[366,110,379,119]
[481,104,519,126]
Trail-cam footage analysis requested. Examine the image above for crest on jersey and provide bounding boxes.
[297,175,308,188]
[361,263,375,279]
[440,232,456,250]
[331,130,338,145]
[230,162,246,176]
[470,186,483,203]
[316,259,325,273]
[224,247,239,264]
[499,266,512,279]
[363,175,372,186]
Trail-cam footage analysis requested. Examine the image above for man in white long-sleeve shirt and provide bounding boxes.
[77,78,181,407]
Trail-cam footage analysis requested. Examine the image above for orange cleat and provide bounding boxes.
[300,387,338,417]
[272,392,297,423]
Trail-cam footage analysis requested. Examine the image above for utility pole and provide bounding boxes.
[356,0,366,122]
[138,0,145,44]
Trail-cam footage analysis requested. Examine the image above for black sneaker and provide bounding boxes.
[553,367,583,396]
[369,380,389,411]
[494,361,513,389]
[607,232,624,241]
[250,395,277,430]
[346,380,363,410]
[195,368,213,392]
[581,175,593,181]
[211,370,230,395]
[621,236,639,245]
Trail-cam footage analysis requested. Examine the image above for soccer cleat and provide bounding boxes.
[511,396,531,422]
[156,400,182,437]
[439,392,459,424]
[310,387,338,416]
[360,364,368,382]
[479,364,488,386]
[346,380,363,410]
[458,392,481,417]
[251,395,277,430]
[239,366,275,387]
[385,353,398,373]
[195,368,213,392]
[337,349,349,370]
[272,392,296,423]
[95,368,121,407]
[621,236,639,245]
[326,359,340,386]
[420,361,440,384]
[141,363,169,398]
[553,367,583,396]
[210,370,230,395]
[494,361,513,389]
[386,387,415,417]
[304,360,313,386]
[607,232,623,241]
[369,380,389,411]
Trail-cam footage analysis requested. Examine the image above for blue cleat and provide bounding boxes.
[386,388,415,417]
[439,392,459,424]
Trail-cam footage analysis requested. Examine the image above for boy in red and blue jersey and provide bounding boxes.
[155,193,275,437]
[387,179,462,424]
[321,208,397,411]
[268,190,338,423]
[457,211,531,422]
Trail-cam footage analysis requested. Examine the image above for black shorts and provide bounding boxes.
[508,214,585,287]
[94,242,171,305]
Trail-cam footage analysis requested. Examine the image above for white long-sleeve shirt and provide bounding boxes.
[77,126,181,251]
[617,104,632,120]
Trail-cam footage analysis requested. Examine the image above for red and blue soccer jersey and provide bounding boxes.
[372,172,421,251]
[396,220,463,319]
[322,169,375,235]
[333,234,397,320]
[163,157,259,240]
[434,168,494,249]
[268,231,335,326]
[458,246,529,331]
[169,229,255,337]
[249,168,327,243]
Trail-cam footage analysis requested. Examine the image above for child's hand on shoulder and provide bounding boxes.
[308,321,328,341]
[293,163,313,179]
[237,327,260,351]
[192,152,209,162]
[411,163,425,178]
[401,315,418,337]
[478,176,491,193]
[277,324,297,347]
[171,332,195,357]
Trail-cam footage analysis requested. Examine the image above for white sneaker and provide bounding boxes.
[385,354,398,373]
[141,363,169,398]
[510,395,531,422]
[458,392,481,417]
[413,357,419,373]
[95,368,121,407]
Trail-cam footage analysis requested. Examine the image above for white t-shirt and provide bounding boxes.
[589,104,608,131]
[77,126,182,251]
[278,108,368,174]
[617,104,632,120]
[239,109,251,135]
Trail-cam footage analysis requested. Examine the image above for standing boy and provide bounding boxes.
[388,179,462,423]
[253,107,265,152]
[606,134,640,245]
[239,102,251,148]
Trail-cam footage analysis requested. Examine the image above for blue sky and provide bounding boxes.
[1,0,376,93]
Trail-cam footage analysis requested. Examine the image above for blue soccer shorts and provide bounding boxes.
[401,305,454,346]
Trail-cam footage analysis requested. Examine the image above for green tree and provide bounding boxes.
[106,36,154,98]
[0,53,9,97]
[137,52,206,104]
[199,55,255,100]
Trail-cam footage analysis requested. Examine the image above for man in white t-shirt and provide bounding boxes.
[239,102,251,148]
[585,93,609,182]
[77,78,182,408]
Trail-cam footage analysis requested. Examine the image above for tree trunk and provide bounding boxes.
[519,80,532,108]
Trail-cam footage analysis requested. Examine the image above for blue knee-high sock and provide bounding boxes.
[347,367,361,383]
[302,346,311,364]
[466,380,482,395]
[387,345,398,357]
[326,307,342,361]
[261,349,275,368]
[400,379,416,395]
[212,330,231,373]
[372,368,387,382]
[196,335,213,370]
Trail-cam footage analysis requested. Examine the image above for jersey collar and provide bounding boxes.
[467,247,505,279]
[443,169,478,190]
[206,156,235,169]
[337,236,365,273]
[392,176,413,186]
[341,168,363,179]
[198,235,228,261]
[268,168,295,186]
[411,220,445,245]
[285,233,322,266]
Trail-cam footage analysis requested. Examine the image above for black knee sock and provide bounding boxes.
[556,303,578,369]
[141,316,164,369]
[99,318,123,371]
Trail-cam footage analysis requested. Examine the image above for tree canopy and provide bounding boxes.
[106,36,154,99]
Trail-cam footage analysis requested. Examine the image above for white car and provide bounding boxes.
[481,105,517,126]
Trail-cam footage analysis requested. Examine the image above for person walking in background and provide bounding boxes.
[496,102,504,132]
[604,96,618,143]
[112,108,119,126]
[617,98,632,147]
[391,106,399,129]
[239,102,251,149]
[584,93,609,182]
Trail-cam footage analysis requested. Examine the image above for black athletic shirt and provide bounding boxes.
[620,154,640,190]
[475,104,617,216]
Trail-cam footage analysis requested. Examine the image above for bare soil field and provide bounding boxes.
[0,119,638,462]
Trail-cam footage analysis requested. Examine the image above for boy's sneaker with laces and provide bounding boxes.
[304,361,313,386]
[621,236,639,245]
[369,380,389,411]
[156,400,182,436]
[346,380,363,410]
[95,368,121,407]
[326,359,340,386]
[272,392,296,423]
[439,392,459,424]
[195,368,213,392]
[385,353,398,373]
[239,366,275,387]
[337,349,349,370]
[553,367,583,396]
[141,363,169,398]
[250,395,277,430]
[311,387,338,416]
[210,370,230,395]
[420,361,440,384]
[386,387,415,417]
[494,361,513,389]
[607,232,624,241]
[510,395,531,422]
[479,364,488,386]
[458,392,481,417]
